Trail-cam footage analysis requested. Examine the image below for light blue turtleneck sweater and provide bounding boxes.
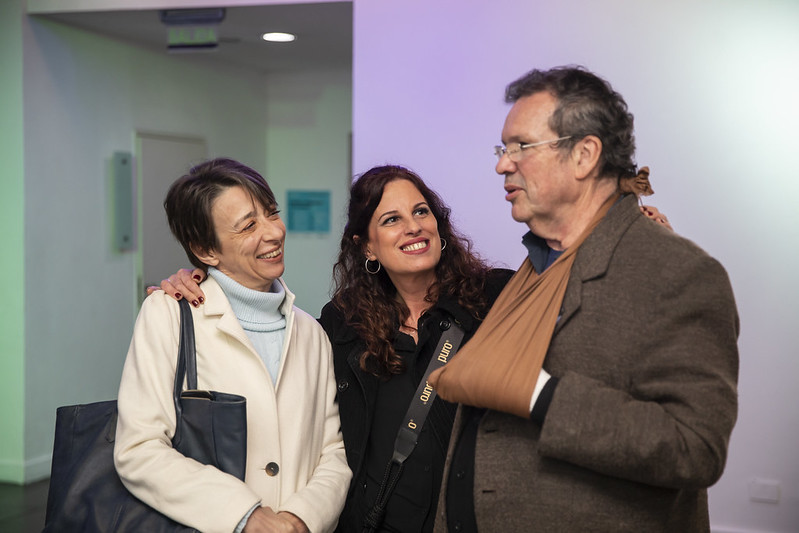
[208,267,286,385]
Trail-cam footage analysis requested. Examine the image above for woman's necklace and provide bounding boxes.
[399,320,419,342]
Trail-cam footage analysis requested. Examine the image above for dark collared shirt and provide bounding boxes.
[522,230,563,272]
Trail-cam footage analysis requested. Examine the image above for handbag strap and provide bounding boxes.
[362,319,465,533]
[180,297,198,390]
[172,298,197,443]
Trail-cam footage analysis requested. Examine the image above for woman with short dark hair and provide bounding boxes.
[115,158,350,533]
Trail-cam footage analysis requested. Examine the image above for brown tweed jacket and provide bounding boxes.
[435,194,740,532]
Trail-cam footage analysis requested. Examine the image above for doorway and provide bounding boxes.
[136,132,207,304]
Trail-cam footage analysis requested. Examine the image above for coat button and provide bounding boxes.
[337,380,349,392]
[265,462,279,476]
[439,319,451,330]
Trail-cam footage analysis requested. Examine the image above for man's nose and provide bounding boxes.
[495,152,515,175]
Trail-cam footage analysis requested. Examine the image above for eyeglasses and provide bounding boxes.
[493,136,572,162]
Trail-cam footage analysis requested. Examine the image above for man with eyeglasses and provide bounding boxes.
[430,66,739,532]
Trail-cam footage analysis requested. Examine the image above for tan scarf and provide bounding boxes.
[429,192,623,418]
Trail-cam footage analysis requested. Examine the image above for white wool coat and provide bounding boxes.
[114,277,351,533]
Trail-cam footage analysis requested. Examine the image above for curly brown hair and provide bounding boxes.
[331,165,492,377]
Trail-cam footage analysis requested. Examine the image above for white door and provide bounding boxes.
[136,132,207,304]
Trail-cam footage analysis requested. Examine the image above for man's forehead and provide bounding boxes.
[502,92,557,140]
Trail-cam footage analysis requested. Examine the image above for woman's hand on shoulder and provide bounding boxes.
[145,268,207,307]
[640,205,673,231]
[243,507,309,533]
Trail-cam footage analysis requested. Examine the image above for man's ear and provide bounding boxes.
[353,235,376,261]
[573,135,602,180]
[191,244,219,267]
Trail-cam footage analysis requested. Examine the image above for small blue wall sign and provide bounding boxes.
[286,190,330,233]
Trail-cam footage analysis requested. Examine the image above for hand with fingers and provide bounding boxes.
[640,205,673,231]
[146,268,207,307]
[242,507,309,533]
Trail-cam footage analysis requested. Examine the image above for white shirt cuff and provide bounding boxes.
[234,502,261,533]
[529,368,552,413]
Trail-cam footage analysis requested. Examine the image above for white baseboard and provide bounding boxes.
[25,453,52,483]
[0,453,51,484]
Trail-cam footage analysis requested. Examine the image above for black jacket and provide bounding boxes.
[318,269,514,533]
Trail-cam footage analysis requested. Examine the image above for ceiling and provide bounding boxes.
[36,2,353,74]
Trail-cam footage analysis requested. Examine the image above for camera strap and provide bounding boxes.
[362,319,465,533]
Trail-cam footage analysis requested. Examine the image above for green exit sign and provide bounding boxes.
[167,26,218,50]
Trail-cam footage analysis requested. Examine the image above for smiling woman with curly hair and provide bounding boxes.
[318,165,513,533]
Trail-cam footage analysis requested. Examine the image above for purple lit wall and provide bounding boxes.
[353,1,799,532]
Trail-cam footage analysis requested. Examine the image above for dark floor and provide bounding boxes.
[0,478,49,533]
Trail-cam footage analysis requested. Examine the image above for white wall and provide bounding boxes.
[264,68,352,314]
[352,1,799,532]
[21,14,264,478]
[21,12,350,480]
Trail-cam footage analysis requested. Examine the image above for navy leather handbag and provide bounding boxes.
[43,298,247,532]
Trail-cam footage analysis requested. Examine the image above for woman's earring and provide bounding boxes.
[440,238,447,252]
[365,258,381,275]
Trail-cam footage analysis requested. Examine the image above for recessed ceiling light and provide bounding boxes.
[262,32,296,43]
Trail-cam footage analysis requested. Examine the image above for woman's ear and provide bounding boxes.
[191,244,219,267]
[354,235,376,261]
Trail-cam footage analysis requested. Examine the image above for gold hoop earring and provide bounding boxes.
[365,258,381,275]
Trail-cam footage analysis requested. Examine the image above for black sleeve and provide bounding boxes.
[485,268,516,307]
[529,376,559,425]
[317,300,342,338]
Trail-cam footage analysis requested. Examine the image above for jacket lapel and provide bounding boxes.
[555,194,640,333]
[200,278,254,350]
